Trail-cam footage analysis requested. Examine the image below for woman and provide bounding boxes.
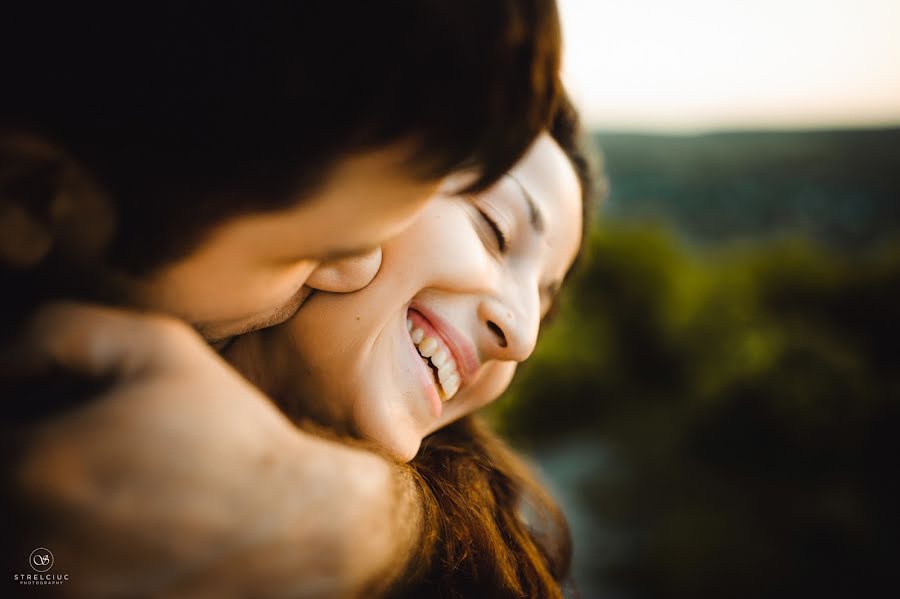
[225,98,596,598]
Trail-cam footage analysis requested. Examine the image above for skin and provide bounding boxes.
[226,133,583,461]
[9,135,581,596]
[6,141,443,596]
[14,304,418,597]
[135,142,442,342]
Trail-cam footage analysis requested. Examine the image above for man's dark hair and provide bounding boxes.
[1,2,561,273]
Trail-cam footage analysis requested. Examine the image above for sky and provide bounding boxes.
[559,0,900,132]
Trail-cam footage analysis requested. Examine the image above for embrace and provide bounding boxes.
[1,3,599,598]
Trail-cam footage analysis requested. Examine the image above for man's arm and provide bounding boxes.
[10,303,420,597]
[158,436,422,598]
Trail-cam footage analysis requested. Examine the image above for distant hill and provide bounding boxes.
[591,128,900,248]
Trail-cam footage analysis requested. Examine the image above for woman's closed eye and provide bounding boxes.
[476,206,509,253]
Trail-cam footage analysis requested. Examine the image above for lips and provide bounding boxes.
[408,311,460,401]
[404,314,443,418]
[407,303,479,388]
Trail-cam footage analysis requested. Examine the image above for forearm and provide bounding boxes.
[8,304,424,597]
[13,404,421,598]
[159,431,422,598]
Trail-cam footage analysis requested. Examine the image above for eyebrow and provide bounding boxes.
[506,174,545,234]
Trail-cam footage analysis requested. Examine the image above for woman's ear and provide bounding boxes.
[305,247,383,293]
[0,134,115,268]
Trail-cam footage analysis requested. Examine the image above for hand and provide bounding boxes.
[11,303,416,597]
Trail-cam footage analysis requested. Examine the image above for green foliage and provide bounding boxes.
[486,224,900,597]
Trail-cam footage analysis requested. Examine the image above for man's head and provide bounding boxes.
[135,142,442,341]
[1,2,562,340]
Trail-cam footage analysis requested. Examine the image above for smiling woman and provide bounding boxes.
[225,131,583,461]
[223,95,597,597]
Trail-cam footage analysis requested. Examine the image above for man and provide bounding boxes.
[1,2,562,596]
[2,2,561,343]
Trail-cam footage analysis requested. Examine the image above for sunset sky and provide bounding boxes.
[559,0,900,132]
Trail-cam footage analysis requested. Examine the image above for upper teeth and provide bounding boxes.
[407,317,461,401]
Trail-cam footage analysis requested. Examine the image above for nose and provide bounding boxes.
[477,292,539,363]
[304,247,383,293]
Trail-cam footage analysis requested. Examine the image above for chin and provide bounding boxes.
[369,430,422,463]
[196,313,279,343]
[393,445,421,464]
[398,438,422,463]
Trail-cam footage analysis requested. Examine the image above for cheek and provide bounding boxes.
[432,362,517,433]
[385,203,493,288]
[281,297,417,438]
[246,261,318,311]
[470,362,518,410]
[152,258,316,324]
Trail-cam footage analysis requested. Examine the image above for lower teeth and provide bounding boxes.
[415,340,456,399]
[421,356,447,398]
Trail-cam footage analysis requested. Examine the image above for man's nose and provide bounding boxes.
[304,247,383,293]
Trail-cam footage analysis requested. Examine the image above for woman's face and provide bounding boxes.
[226,134,583,461]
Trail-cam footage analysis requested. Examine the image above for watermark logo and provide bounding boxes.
[29,548,53,573]
[11,548,68,587]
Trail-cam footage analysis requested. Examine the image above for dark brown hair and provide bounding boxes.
[390,94,598,599]
[1,2,562,275]
[394,416,573,599]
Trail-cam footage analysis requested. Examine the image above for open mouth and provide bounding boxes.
[407,309,461,401]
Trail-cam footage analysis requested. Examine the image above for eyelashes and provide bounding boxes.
[477,207,508,253]
[467,193,511,254]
